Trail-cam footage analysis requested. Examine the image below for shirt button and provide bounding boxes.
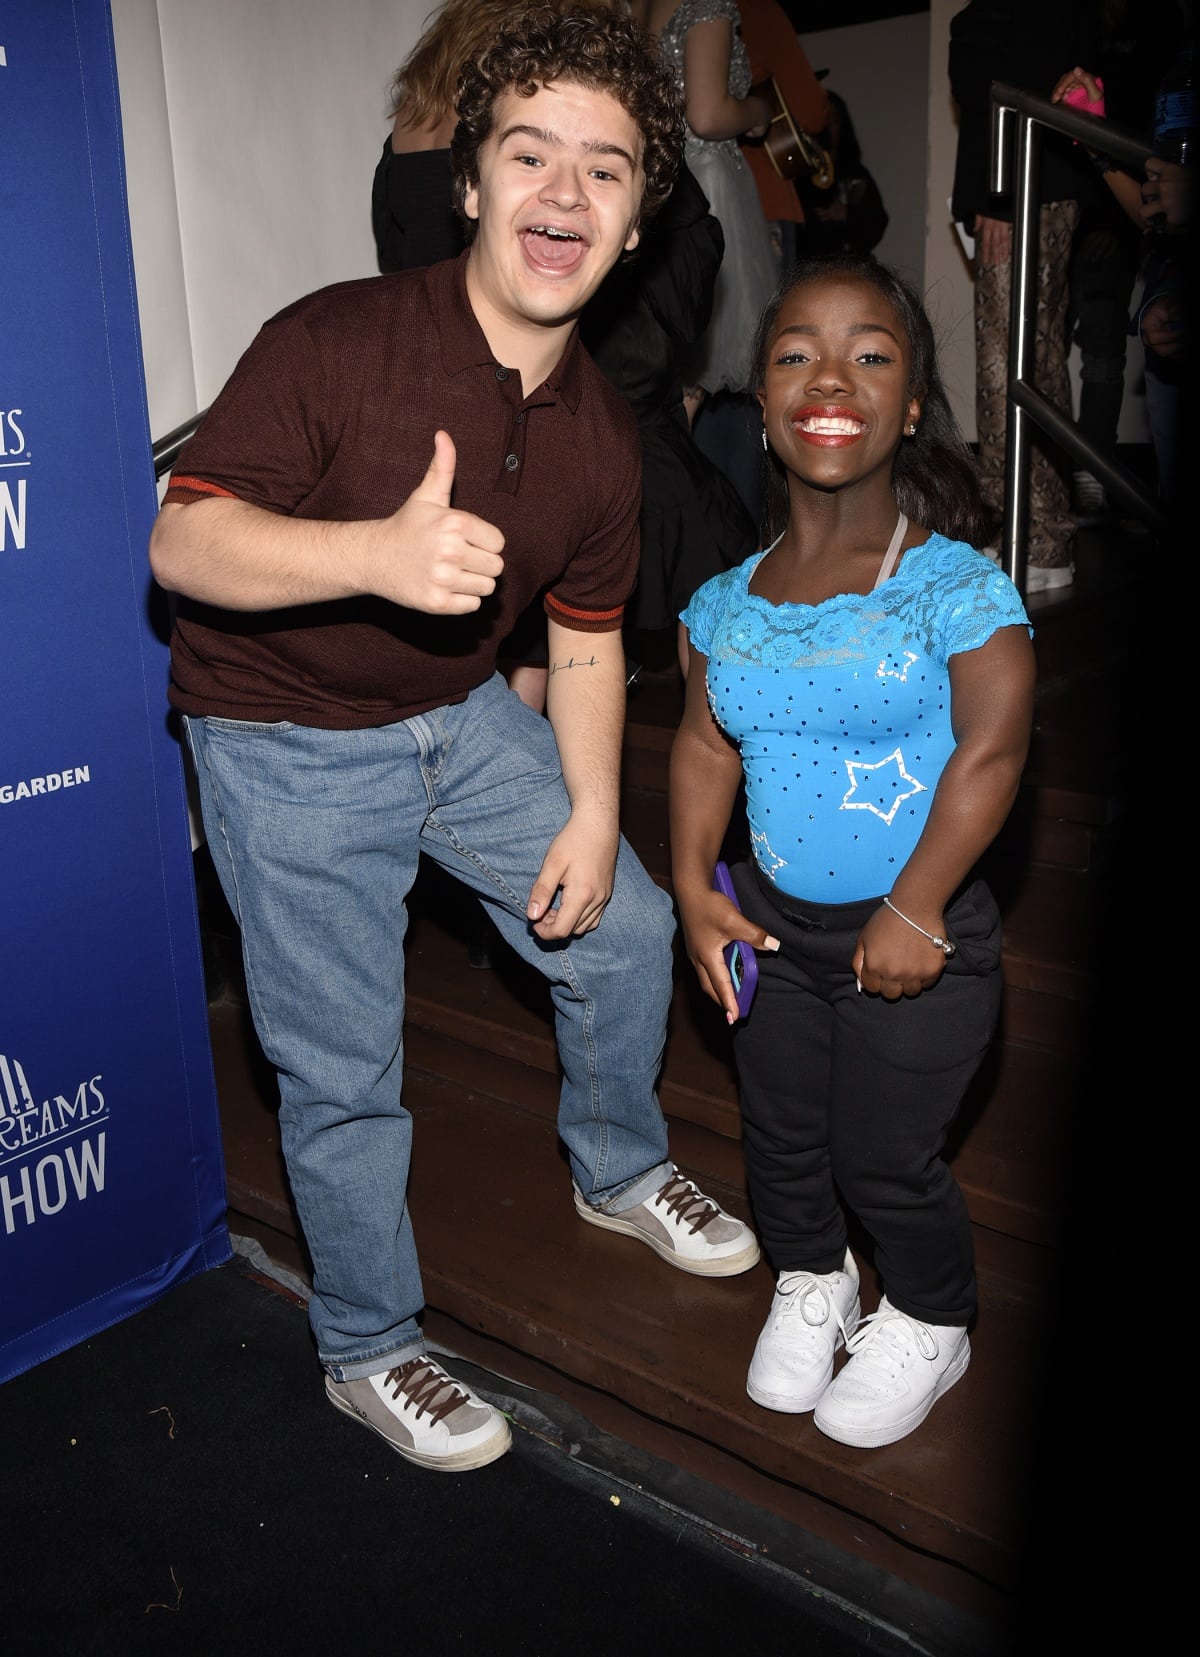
[504,453,519,471]
[495,367,510,381]
[515,412,525,425]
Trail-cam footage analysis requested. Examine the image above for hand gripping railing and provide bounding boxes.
[987,83,1166,588]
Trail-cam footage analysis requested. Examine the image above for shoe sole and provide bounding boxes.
[813,1339,971,1449]
[325,1378,512,1472]
[745,1296,862,1413]
[574,1192,761,1277]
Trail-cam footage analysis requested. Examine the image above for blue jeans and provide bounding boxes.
[185,675,674,1379]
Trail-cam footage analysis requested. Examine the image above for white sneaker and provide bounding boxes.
[814,1295,970,1449]
[746,1251,861,1413]
[1024,562,1074,593]
[1071,471,1108,526]
[326,1355,512,1471]
[574,1166,761,1277]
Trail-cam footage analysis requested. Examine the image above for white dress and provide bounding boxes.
[657,0,779,395]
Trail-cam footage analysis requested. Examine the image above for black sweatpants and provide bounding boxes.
[730,863,1004,1328]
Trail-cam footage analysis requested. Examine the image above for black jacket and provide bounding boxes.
[949,0,1100,226]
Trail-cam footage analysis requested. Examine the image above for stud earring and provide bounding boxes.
[906,422,917,436]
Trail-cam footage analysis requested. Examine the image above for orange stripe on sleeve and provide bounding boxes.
[544,593,625,631]
[164,475,239,502]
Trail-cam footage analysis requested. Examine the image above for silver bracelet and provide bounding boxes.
[882,896,956,958]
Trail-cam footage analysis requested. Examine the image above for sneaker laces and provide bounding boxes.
[774,1270,853,1340]
[652,1170,722,1236]
[382,1357,473,1424]
[842,1304,937,1380]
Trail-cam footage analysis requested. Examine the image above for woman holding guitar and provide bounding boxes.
[632,1,780,422]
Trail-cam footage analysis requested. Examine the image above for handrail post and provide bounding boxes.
[1001,107,1041,590]
[980,83,1165,590]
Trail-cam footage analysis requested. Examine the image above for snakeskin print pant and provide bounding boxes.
[974,200,1080,569]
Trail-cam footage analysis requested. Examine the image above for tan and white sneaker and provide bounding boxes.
[326,1355,511,1472]
[574,1166,761,1277]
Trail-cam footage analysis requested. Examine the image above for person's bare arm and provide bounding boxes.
[853,625,1036,1000]
[529,618,627,940]
[682,19,771,141]
[148,431,505,615]
[1141,156,1193,231]
[1050,67,1145,224]
[670,637,778,1024]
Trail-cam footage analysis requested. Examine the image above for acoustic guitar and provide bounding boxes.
[751,76,835,190]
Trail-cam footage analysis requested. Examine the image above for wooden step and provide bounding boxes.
[208,990,1041,1636]
[404,880,1081,1252]
[202,834,1092,1261]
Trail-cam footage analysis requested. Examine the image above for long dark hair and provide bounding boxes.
[752,255,990,549]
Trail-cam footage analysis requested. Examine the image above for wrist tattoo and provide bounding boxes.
[549,654,599,675]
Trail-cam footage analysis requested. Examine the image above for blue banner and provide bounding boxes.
[1,1,231,1383]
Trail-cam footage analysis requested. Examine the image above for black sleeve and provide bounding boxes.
[370,142,465,274]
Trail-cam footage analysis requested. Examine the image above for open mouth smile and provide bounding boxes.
[519,224,590,273]
[789,408,867,445]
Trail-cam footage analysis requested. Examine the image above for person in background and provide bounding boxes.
[735,0,830,279]
[152,6,761,1478]
[1052,2,1194,514]
[1064,169,1143,525]
[670,254,1036,1448]
[793,86,889,259]
[580,162,759,671]
[1057,0,1173,526]
[369,0,490,273]
[632,0,779,531]
[949,0,1100,592]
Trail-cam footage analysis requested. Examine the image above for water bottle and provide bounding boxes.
[1144,38,1195,234]
[1152,38,1195,166]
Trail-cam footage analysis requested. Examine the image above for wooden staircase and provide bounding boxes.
[200,519,1135,1653]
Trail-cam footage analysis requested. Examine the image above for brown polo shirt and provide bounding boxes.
[163,251,641,729]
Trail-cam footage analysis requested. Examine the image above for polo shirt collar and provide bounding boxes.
[435,249,585,413]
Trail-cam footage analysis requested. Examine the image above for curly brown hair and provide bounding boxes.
[450,4,684,236]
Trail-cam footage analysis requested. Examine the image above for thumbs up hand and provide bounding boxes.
[370,431,505,613]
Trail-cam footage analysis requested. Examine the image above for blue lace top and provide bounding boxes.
[680,534,1033,901]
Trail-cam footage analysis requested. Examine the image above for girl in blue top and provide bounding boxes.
[670,256,1036,1448]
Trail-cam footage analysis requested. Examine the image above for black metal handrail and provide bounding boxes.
[987,83,1166,588]
[152,410,207,479]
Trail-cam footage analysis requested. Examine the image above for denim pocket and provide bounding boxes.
[202,717,296,735]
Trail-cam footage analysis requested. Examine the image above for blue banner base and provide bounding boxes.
[0,1223,233,1387]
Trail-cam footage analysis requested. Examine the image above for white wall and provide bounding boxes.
[109,0,196,450]
[112,0,429,420]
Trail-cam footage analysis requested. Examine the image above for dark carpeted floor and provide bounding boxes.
[4,1254,951,1657]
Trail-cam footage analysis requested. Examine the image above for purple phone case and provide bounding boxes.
[713,861,759,1018]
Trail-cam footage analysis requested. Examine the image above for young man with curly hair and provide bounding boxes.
[150,5,760,1473]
